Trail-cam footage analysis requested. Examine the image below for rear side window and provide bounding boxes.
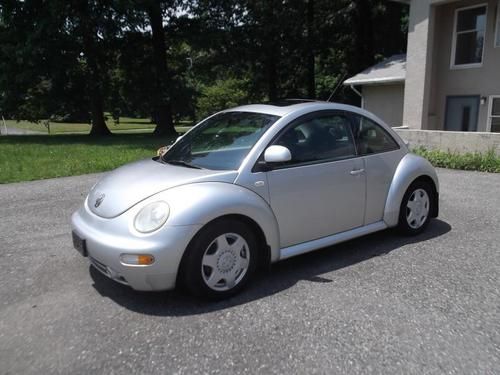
[349,114,399,155]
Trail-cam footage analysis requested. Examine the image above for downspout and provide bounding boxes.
[349,84,364,108]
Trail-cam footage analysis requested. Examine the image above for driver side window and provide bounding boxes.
[273,113,357,166]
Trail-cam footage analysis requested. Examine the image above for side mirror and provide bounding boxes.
[264,145,292,163]
[156,145,170,157]
[157,135,183,157]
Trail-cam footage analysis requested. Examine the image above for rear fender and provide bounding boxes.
[383,154,439,227]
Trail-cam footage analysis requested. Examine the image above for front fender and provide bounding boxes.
[157,182,281,262]
[383,153,439,227]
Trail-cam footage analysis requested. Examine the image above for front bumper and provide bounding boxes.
[71,201,201,291]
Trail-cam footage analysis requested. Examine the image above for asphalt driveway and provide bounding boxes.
[0,168,499,374]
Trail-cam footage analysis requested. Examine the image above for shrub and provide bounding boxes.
[196,78,250,119]
[412,147,500,173]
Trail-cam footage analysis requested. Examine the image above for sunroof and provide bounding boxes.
[264,99,319,107]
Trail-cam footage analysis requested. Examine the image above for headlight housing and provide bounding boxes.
[134,201,170,233]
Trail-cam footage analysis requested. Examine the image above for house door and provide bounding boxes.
[444,96,479,131]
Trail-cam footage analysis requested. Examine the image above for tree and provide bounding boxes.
[0,0,124,136]
[0,0,409,131]
[143,0,177,136]
[306,0,316,99]
[73,0,112,136]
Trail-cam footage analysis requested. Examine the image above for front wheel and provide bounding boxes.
[397,181,433,235]
[180,219,258,299]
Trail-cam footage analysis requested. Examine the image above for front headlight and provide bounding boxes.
[134,201,170,233]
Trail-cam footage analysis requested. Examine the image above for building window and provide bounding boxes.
[495,1,500,47]
[489,96,500,132]
[451,4,487,68]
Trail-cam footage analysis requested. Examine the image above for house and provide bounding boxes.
[344,0,500,153]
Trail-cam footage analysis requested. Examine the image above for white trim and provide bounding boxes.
[450,3,488,70]
[343,76,405,86]
[487,95,500,132]
[495,0,500,48]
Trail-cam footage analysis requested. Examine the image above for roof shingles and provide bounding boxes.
[343,54,406,86]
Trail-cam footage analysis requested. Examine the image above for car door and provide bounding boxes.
[347,113,405,225]
[263,111,366,248]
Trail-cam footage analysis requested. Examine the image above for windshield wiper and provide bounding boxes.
[166,160,203,169]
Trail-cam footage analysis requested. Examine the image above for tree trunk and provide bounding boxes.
[86,62,111,136]
[147,0,177,137]
[353,0,375,73]
[89,91,110,136]
[265,1,278,101]
[79,0,111,137]
[267,51,278,101]
[306,0,315,99]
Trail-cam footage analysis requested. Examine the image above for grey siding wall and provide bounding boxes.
[430,0,500,131]
[402,0,434,130]
[362,84,405,127]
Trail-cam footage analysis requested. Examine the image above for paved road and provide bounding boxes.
[0,169,499,374]
[0,126,44,135]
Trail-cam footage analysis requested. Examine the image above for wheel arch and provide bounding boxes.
[162,182,280,263]
[383,153,439,227]
[178,214,272,279]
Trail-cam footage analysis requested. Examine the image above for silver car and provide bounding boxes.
[71,101,439,299]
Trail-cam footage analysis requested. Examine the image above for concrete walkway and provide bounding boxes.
[0,126,45,135]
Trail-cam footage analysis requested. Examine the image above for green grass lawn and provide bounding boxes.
[4,132,497,184]
[0,134,176,183]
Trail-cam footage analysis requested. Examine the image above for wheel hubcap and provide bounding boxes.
[406,188,430,229]
[201,233,250,291]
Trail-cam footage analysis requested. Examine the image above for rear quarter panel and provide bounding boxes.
[383,153,439,227]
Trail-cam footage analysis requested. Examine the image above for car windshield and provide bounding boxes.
[162,111,280,170]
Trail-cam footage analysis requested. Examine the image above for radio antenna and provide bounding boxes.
[327,73,347,102]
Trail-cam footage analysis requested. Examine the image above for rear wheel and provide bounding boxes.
[398,181,432,235]
[180,219,258,299]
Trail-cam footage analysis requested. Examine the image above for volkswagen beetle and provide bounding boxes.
[71,101,439,299]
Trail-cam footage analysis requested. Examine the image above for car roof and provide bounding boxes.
[225,100,366,117]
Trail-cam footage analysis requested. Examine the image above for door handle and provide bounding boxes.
[350,168,365,176]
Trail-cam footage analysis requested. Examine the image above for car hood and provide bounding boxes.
[87,158,238,218]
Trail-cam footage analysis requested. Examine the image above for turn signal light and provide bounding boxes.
[120,254,155,266]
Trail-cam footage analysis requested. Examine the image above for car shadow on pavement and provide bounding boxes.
[90,219,451,316]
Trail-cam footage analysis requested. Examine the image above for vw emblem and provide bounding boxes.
[94,193,105,208]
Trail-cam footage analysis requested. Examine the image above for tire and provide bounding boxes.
[397,180,433,236]
[180,218,258,299]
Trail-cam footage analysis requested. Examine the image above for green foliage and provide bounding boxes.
[0,0,409,133]
[196,78,250,119]
[413,147,500,173]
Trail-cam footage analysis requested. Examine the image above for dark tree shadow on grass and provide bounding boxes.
[90,219,451,316]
